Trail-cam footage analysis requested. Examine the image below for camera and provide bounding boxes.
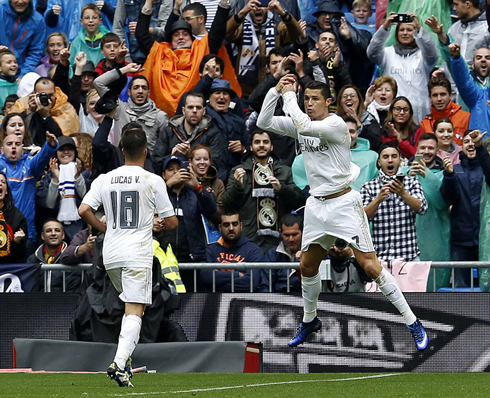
[334,238,348,250]
[394,14,413,23]
[38,92,50,107]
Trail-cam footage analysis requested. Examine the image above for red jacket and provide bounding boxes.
[382,126,424,159]
[419,101,469,146]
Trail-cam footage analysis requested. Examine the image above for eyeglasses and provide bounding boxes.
[393,106,410,114]
[341,93,358,99]
[183,15,202,21]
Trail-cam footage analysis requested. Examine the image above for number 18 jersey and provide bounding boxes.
[82,165,174,269]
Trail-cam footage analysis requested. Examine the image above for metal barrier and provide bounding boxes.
[40,261,490,293]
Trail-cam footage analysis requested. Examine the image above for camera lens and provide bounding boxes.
[334,238,347,250]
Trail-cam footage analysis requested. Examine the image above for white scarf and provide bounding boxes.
[57,162,80,223]
[367,100,390,124]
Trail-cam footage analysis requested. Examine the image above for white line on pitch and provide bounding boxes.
[113,373,403,396]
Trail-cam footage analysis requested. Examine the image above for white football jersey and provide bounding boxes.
[82,165,174,269]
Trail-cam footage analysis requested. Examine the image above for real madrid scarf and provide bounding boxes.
[0,211,13,257]
[237,12,275,87]
[58,163,81,223]
[252,159,280,238]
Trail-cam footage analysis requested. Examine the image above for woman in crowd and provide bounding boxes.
[35,32,68,78]
[433,117,461,165]
[382,96,423,160]
[0,112,35,149]
[364,75,398,128]
[366,12,438,124]
[0,172,28,264]
[79,89,106,138]
[69,132,94,172]
[336,84,382,152]
[189,144,224,224]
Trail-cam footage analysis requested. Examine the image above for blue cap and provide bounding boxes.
[162,155,184,171]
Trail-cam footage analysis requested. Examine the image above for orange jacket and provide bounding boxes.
[419,101,470,146]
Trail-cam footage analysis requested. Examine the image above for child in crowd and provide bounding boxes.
[0,50,19,114]
[95,33,130,77]
[68,4,110,72]
[351,0,375,35]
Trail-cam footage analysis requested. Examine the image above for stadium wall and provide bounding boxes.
[1,293,489,372]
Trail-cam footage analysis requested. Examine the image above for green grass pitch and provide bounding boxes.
[1,372,490,397]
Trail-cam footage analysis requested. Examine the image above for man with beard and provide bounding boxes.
[222,130,304,251]
[441,129,490,287]
[202,212,265,292]
[94,67,168,152]
[153,91,225,177]
[450,43,490,134]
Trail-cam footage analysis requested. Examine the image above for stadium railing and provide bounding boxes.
[40,261,490,293]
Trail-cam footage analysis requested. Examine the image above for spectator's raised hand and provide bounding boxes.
[377,183,392,202]
[267,175,281,192]
[52,4,62,15]
[238,0,260,19]
[431,68,446,79]
[449,43,461,59]
[275,73,297,93]
[95,1,105,10]
[121,63,143,75]
[13,228,25,244]
[408,13,421,30]
[332,46,341,68]
[75,52,87,68]
[202,57,220,79]
[166,168,191,187]
[50,158,60,183]
[228,140,245,154]
[389,178,405,196]
[339,17,351,39]
[382,12,398,30]
[46,131,58,148]
[442,156,454,173]
[171,142,190,157]
[128,21,137,35]
[387,122,402,142]
[364,85,375,107]
[288,50,304,77]
[60,42,71,66]
[233,167,246,187]
[116,39,129,63]
[27,93,37,114]
[469,129,487,146]
[78,234,96,256]
[425,15,443,35]
[75,158,83,180]
[307,49,319,63]
[298,19,307,41]
[186,166,200,189]
[409,158,426,177]
[269,0,286,16]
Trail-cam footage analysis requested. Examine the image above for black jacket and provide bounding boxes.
[0,201,28,263]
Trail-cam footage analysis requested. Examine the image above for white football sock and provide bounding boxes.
[114,314,142,370]
[376,268,417,325]
[302,272,322,323]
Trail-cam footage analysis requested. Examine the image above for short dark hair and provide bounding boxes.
[251,130,272,143]
[121,122,147,159]
[129,75,149,90]
[0,49,16,64]
[468,0,480,9]
[342,115,358,125]
[378,142,401,156]
[305,80,331,100]
[266,46,290,67]
[101,32,121,47]
[219,211,241,223]
[428,76,451,95]
[184,91,205,107]
[81,3,101,17]
[199,54,225,74]
[42,218,64,233]
[463,129,474,138]
[3,93,18,106]
[418,132,438,145]
[182,2,207,22]
[34,77,55,92]
[280,213,303,230]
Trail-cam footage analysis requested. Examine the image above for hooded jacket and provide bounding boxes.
[203,235,265,292]
[0,1,46,77]
[68,25,111,70]
[419,101,470,146]
[350,137,379,191]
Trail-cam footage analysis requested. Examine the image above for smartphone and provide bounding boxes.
[395,174,405,183]
[395,14,413,23]
[91,226,100,237]
[414,154,424,164]
[181,160,190,171]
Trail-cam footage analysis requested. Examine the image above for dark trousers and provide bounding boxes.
[450,244,479,288]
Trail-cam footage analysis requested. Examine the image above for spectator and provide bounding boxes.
[350,0,375,35]
[27,218,77,292]
[226,0,303,96]
[306,0,373,93]
[382,96,424,160]
[404,133,451,290]
[258,213,302,292]
[450,43,490,135]
[202,212,265,292]
[136,0,240,116]
[336,84,382,153]
[233,0,301,30]
[0,0,46,77]
[0,50,19,113]
[222,130,305,251]
[364,75,398,128]
[152,91,225,177]
[0,132,58,254]
[69,132,94,172]
[45,1,115,42]
[440,129,490,287]
[94,32,130,77]
[79,89,105,137]
[367,12,439,124]
[161,155,217,290]
[419,76,470,146]
[68,4,111,70]
[113,0,171,64]
[11,77,80,146]
[188,144,225,223]
[361,143,428,261]
[433,117,462,165]
[206,79,250,180]
[0,172,28,264]
[94,66,168,151]
[36,136,92,243]
[35,32,68,78]
[2,94,19,116]
[0,112,34,147]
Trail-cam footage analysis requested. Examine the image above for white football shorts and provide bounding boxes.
[107,266,152,305]
[302,189,374,253]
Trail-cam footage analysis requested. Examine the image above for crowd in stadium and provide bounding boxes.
[0,0,489,293]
